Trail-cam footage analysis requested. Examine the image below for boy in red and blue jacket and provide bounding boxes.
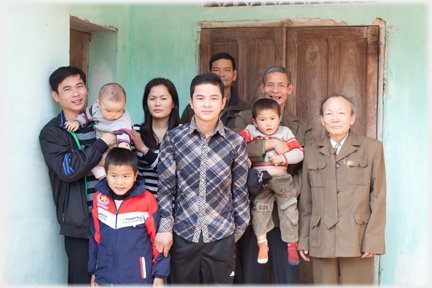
[89,148,170,286]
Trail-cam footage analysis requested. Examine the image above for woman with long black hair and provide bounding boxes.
[131,78,181,197]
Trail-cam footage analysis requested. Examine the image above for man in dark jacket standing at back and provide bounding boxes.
[39,66,115,284]
[181,52,251,129]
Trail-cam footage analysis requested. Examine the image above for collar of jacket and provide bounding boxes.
[55,110,67,128]
[221,88,243,114]
[226,87,239,107]
[189,116,226,138]
[317,129,360,160]
[95,177,146,199]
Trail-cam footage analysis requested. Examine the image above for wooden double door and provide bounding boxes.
[200,26,379,141]
[200,25,380,284]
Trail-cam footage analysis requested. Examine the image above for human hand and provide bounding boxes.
[299,250,310,262]
[153,278,164,286]
[247,158,252,168]
[361,252,376,258]
[268,154,283,166]
[99,130,117,147]
[270,139,290,155]
[154,232,173,258]
[98,150,109,167]
[91,275,99,287]
[65,121,80,132]
[131,130,149,155]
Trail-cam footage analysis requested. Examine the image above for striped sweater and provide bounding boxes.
[131,123,160,196]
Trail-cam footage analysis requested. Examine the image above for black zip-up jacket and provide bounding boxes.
[39,111,109,239]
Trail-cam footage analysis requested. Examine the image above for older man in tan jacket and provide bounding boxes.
[298,94,386,284]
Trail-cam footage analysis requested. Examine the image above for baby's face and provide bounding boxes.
[252,108,281,136]
[99,99,125,121]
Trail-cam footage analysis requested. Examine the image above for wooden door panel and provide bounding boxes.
[288,26,379,140]
[299,38,328,140]
[244,40,277,104]
[337,39,368,137]
[70,29,90,77]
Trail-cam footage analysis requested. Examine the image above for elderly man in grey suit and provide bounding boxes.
[298,94,386,284]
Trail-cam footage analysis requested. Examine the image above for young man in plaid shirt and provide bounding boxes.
[154,72,250,284]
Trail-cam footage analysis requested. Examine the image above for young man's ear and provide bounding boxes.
[221,95,227,109]
[188,97,193,109]
[51,91,59,103]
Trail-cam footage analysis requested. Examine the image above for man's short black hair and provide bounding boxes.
[104,148,138,174]
[49,66,86,94]
[251,98,281,120]
[209,52,236,71]
[190,72,224,99]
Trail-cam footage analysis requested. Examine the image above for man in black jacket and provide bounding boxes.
[181,52,251,129]
[39,66,116,284]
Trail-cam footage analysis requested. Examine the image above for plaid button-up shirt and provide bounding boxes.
[157,117,250,243]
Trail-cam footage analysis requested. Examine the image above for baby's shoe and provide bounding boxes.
[288,242,300,265]
[257,240,269,264]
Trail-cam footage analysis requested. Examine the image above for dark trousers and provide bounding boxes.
[64,236,91,284]
[237,226,299,284]
[168,232,235,284]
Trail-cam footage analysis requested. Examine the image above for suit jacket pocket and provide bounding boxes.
[306,161,326,188]
[309,215,322,248]
[347,158,370,186]
[354,212,370,245]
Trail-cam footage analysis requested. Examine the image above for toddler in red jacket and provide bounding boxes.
[239,99,304,265]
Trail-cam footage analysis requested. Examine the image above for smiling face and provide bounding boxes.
[261,72,293,111]
[106,164,138,196]
[98,98,126,121]
[51,74,88,121]
[147,85,174,121]
[211,59,237,90]
[320,96,356,141]
[253,108,281,136]
[189,83,226,124]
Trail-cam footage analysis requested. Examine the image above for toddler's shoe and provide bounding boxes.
[288,242,300,265]
[257,241,269,264]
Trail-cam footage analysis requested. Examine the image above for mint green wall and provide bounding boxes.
[72,3,429,285]
[2,4,71,285]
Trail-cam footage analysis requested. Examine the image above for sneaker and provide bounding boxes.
[287,242,300,265]
[257,241,269,264]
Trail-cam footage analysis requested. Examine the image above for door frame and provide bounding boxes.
[197,17,387,284]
